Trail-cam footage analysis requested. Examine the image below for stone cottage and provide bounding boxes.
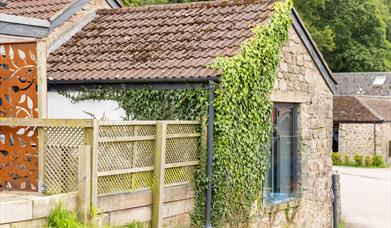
[1,0,336,227]
[333,73,391,162]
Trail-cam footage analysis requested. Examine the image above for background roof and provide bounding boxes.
[0,0,73,20]
[47,0,276,82]
[333,72,391,96]
[334,96,391,123]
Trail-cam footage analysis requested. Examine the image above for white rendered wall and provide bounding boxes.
[48,91,126,120]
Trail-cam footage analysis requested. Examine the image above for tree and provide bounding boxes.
[296,0,391,72]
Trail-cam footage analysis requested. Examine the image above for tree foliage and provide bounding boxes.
[295,0,391,72]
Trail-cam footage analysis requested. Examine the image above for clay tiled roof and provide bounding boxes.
[333,72,391,96]
[48,0,275,82]
[0,0,73,20]
[334,96,391,123]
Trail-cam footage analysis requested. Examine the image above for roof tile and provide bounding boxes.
[48,0,275,82]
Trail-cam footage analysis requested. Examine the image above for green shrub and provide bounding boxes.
[372,155,386,168]
[47,202,82,228]
[343,155,352,166]
[364,156,373,167]
[353,154,363,166]
[332,152,342,165]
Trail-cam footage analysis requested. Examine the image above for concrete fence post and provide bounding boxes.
[152,121,167,228]
[78,145,91,223]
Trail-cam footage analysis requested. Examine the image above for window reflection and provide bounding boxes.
[264,103,300,205]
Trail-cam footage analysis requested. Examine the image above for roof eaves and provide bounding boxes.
[291,8,337,94]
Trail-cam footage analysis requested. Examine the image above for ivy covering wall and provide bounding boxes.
[63,0,293,226]
[192,1,293,226]
[61,87,208,120]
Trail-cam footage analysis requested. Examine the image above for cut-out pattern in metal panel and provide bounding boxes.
[0,42,38,191]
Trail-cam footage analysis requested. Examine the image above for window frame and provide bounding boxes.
[264,102,300,205]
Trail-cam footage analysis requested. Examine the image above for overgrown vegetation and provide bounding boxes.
[332,152,387,168]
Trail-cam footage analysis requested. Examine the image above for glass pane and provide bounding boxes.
[264,104,300,205]
[277,107,293,194]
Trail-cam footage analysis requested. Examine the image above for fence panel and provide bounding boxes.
[97,121,201,196]
[97,122,156,194]
[44,126,87,194]
[164,123,200,185]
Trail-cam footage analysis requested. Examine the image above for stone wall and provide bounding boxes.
[338,122,391,160]
[257,27,334,228]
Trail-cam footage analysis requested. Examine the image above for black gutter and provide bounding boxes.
[205,80,215,228]
[48,77,221,90]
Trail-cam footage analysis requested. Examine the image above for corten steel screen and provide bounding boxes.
[0,42,38,191]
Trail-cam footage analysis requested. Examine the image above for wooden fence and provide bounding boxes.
[0,118,204,227]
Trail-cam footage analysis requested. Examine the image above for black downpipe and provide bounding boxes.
[205,80,215,228]
[332,173,338,228]
[374,122,377,155]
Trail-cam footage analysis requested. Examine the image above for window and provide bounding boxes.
[264,103,300,205]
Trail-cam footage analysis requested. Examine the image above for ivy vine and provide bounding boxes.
[62,0,292,226]
[193,1,293,226]
[60,86,208,120]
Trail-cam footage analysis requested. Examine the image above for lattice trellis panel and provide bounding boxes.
[97,122,202,195]
[166,137,199,164]
[164,124,199,185]
[44,127,85,194]
[98,171,154,194]
[167,124,199,135]
[164,167,195,185]
[97,124,156,195]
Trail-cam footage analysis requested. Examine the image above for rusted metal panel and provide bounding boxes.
[0,42,38,191]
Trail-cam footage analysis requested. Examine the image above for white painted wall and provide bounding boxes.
[48,91,126,120]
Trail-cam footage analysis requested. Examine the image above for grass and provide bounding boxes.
[338,218,347,228]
